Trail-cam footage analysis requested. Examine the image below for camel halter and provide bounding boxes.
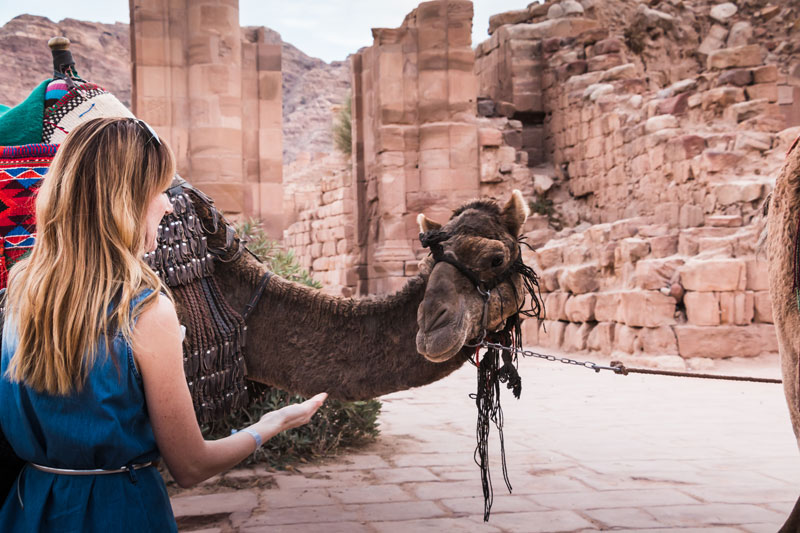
[419,229,518,294]
[419,228,545,522]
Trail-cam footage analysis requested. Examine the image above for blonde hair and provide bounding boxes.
[6,117,175,395]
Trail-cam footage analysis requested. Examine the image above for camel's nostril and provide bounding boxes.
[429,307,449,331]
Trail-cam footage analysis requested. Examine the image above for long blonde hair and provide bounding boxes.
[6,117,175,395]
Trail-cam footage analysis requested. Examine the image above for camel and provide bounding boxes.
[767,136,800,532]
[199,189,534,400]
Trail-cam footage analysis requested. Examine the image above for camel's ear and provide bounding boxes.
[500,189,530,236]
[417,213,442,233]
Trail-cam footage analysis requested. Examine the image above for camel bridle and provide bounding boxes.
[419,229,519,293]
[419,228,524,345]
[419,226,548,522]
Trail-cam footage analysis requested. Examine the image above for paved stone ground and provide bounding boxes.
[171,353,799,532]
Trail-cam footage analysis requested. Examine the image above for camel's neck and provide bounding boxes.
[214,254,468,400]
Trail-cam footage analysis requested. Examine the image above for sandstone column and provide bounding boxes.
[130,0,190,171]
[132,0,284,235]
[255,38,283,236]
[370,28,417,294]
[350,52,370,294]
[416,0,479,224]
[185,1,243,212]
[350,0,479,294]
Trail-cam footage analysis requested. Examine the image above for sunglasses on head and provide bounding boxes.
[132,118,161,147]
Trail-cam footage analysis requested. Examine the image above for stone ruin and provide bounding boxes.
[283,0,800,366]
[485,0,798,366]
[285,1,535,296]
[128,0,800,365]
[130,0,284,237]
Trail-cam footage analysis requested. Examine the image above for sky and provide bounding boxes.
[0,0,536,63]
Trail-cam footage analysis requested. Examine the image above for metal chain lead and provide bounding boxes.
[478,340,621,373]
[475,339,783,384]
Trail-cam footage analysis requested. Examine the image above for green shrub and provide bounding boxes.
[236,219,322,289]
[528,195,555,217]
[332,93,352,155]
[201,219,381,468]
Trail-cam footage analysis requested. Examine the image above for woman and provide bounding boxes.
[0,117,326,531]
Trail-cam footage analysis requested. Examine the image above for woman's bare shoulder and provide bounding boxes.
[138,293,178,322]
[133,293,181,358]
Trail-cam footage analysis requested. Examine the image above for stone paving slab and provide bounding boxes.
[582,507,663,529]
[371,516,502,533]
[172,490,258,519]
[530,487,701,510]
[241,504,360,526]
[644,503,786,528]
[740,525,783,533]
[372,466,439,483]
[260,487,338,508]
[241,521,373,533]
[172,355,799,531]
[327,484,413,504]
[483,509,596,532]
[440,494,548,514]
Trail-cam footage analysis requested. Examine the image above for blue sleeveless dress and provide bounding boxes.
[0,290,178,532]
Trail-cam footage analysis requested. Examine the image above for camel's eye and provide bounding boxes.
[490,255,504,268]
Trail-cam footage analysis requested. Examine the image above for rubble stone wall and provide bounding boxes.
[520,216,781,365]
[476,0,800,363]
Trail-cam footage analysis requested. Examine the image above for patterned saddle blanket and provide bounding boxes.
[0,144,57,287]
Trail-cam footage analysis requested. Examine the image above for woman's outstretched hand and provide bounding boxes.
[264,392,328,432]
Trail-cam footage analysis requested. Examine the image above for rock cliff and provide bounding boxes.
[0,15,349,161]
[0,14,131,108]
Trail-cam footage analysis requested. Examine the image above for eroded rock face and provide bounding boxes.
[0,14,130,108]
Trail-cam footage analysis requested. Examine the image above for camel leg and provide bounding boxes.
[776,326,800,451]
[775,326,800,532]
[779,493,800,533]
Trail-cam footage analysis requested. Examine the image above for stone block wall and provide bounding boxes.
[475,116,553,202]
[283,152,358,297]
[130,0,284,237]
[542,37,788,225]
[521,216,779,365]
[476,4,798,227]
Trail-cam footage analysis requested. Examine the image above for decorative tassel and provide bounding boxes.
[469,239,546,521]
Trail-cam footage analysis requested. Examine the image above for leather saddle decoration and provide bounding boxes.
[145,177,250,424]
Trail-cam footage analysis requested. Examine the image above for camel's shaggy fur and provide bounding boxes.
[768,138,800,532]
[198,192,530,400]
[767,141,800,451]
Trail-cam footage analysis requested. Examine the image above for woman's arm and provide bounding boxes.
[132,294,326,488]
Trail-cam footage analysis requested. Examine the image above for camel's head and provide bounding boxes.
[416,190,540,362]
